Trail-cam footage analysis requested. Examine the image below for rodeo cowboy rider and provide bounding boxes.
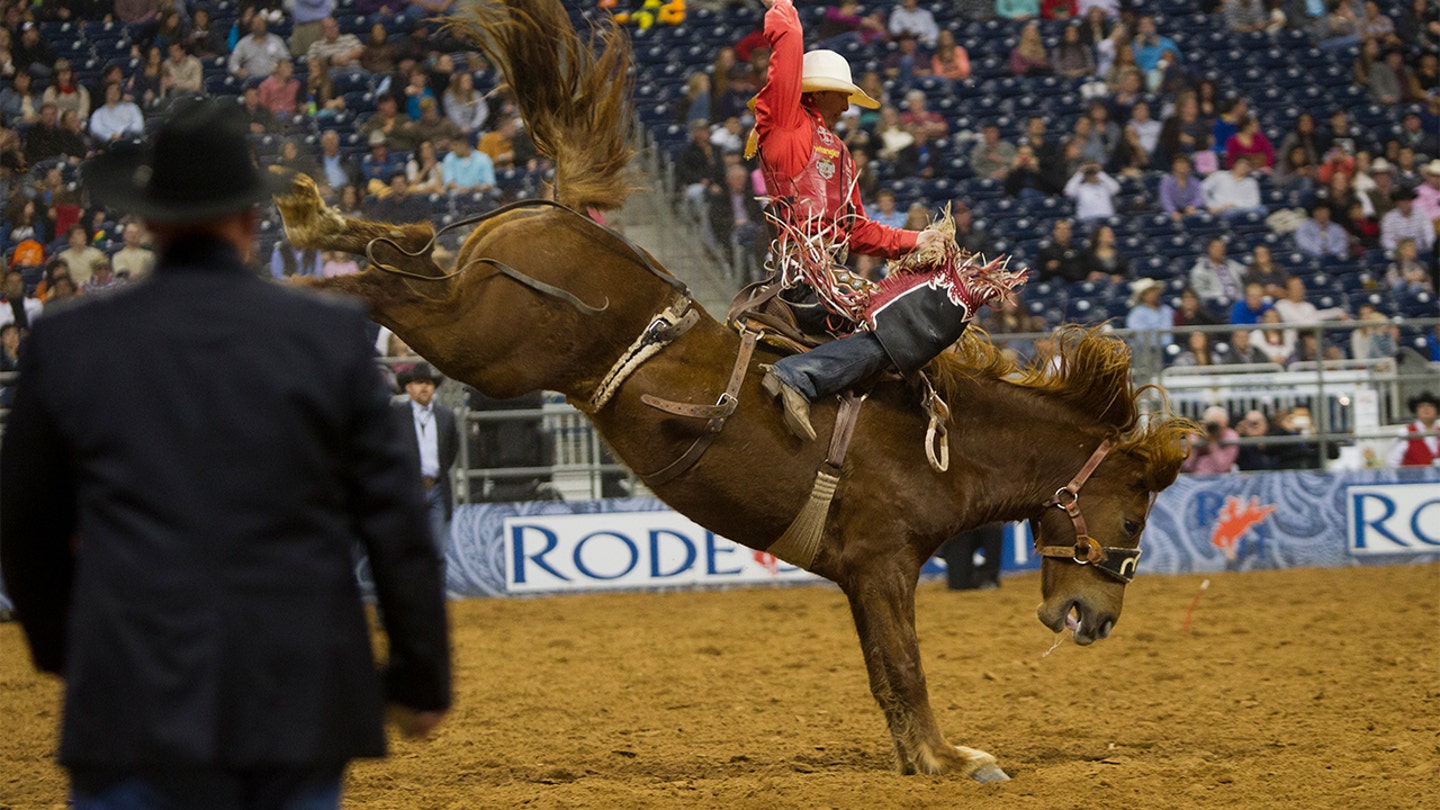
[752,0,1025,441]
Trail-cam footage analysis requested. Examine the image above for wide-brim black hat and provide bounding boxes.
[397,362,445,389]
[80,98,290,223]
[1408,391,1439,413]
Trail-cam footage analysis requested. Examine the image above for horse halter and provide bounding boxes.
[1034,439,1143,584]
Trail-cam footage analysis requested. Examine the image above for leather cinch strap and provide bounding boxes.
[639,330,760,486]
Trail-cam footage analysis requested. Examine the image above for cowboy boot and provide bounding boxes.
[762,370,817,441]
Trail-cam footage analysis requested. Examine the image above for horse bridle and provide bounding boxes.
[1032,439,1144,584]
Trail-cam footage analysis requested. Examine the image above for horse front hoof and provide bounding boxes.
[969,763,1011,783]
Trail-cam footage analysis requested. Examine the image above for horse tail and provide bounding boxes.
[448,0,634,212]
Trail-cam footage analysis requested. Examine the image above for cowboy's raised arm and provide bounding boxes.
[753,0,810,176]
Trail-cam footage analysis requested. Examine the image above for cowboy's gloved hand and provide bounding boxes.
[915,228,953,252]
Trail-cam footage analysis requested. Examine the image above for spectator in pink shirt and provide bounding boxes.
[1224,115,1274,171]
[1183,406,1240,474]
[257,59,300,117]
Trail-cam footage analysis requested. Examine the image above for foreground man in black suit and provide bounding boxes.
[0,99,451,810]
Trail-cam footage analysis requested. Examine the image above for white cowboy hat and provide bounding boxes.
[1370,157,1393,174]
[1423,159,1440,176]
[801,49,880,109]
[1128,277,1164,307]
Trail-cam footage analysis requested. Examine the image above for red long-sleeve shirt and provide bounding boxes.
[753,0,916,259]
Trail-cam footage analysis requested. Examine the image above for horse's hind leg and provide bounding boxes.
[273,173,439,272]
[844,569,1010,781]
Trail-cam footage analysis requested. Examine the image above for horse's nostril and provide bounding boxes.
[1098,619,1115,639]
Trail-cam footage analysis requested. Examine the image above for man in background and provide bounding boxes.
[1,99,450,809]
[395,363,461,573]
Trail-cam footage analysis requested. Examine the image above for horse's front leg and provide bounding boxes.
[844,568,1010,781]
[273,172,438,268]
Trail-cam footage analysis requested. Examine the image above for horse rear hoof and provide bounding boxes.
[970,763,1011,783]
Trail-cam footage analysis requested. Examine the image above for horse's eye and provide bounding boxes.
[1123,519,1141,536]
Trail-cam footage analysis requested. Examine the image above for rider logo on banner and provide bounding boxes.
[1210,496,1276,567]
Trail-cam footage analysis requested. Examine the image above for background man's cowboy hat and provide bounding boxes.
[1407,391,1439,413]
[1128,277,1165,307]
[801,50,880,109]
[81,98,290,223]
[397,363,445,389]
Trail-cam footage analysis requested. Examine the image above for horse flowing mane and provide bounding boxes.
[929,325,1196,491]
[448,0,634,211]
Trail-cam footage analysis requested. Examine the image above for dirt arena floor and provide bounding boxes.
[3,564,1437,809]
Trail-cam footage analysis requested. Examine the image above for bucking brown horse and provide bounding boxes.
[275,0,1192,781]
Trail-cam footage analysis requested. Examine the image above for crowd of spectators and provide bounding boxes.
[1,0,546,313]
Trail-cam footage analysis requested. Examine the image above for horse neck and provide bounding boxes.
[946,378,1110,525]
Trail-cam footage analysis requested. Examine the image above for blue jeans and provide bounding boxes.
[770,331,893,401]
[71,765,343,810]
[425,484,449,572]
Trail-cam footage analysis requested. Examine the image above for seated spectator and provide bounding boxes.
[83,256,125,294]
[1223,0,1269,33]
[1202,155,1265,217]
[970,122,1015,181]
[1132,15,1179,73]
[55,224,104,287]
[1243,246,1288,297]
[1042,0,1079,19]
[1125,278,1175,347]
[360,94,414,152]
[1051,25,1095,78]
[1316,1,1361,52]
[1172,331,1219,367]
[0,265,42,332]
[1190,237,1246,303]
[1385,391,1439,468]
[1064,163,1120,221]
[361,23,403,75]
[277,138,321,179]
[1081,224,1129,281]
[871,189,907,228]
[229,15,288,80]
[269,239,324,279]
[1249,308,1294,364]
[1386,238,1435,292]
[1,70,39,127]
[997,0,1041,20]
[162,43,204,98]
[1397,111,1439,160]
[902,202,931,230]
[237,83,276,135]
[1380,187,1435,253]
[316,130,360,195]
[817,1,888,51]
[258,59,301,118]
[1364,158,1399,217]
[1273,275,1350,325]
[876,107,921,177]
[1350,303,1399,360]
[1415,160,1440,221]
[1233,410,1283,471]
[367,173,431,224]
[1275,144,1318,191]
[1225,116,1274,172]
[442,135,496,193]
[931,29,971,81]
[111,223,156,279]
[401,68,437,121]
[1341,200,1381,249]
[406,140,447,195]
[1129,102,1162,156]
[952,202,991,255]
[307,17,365,71]
[1009,23,1052,77]
[185,7,226,59]
[900,90,948,147]
[709,116,745,154]
[444,72,489,136]
[1212,97,1249,162]
[89,83,145,142]
[889,0,940,46]
[1037,219,1087,284]
[1183,406,1239,474]
[1222,329,1272,365]
[1229,281,1274,325]
[1159,155,1205,220]
[360,131,403,185]
[883,34,932,90]
[1108,124,1151,179]
[1295,205,1352,258]
[1005,144,1051,198]
[406,98,463,153]
[1357,0,1400,47]
[707,164,766,277]
[321,250,361,279]
[1176,287,1224,327]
